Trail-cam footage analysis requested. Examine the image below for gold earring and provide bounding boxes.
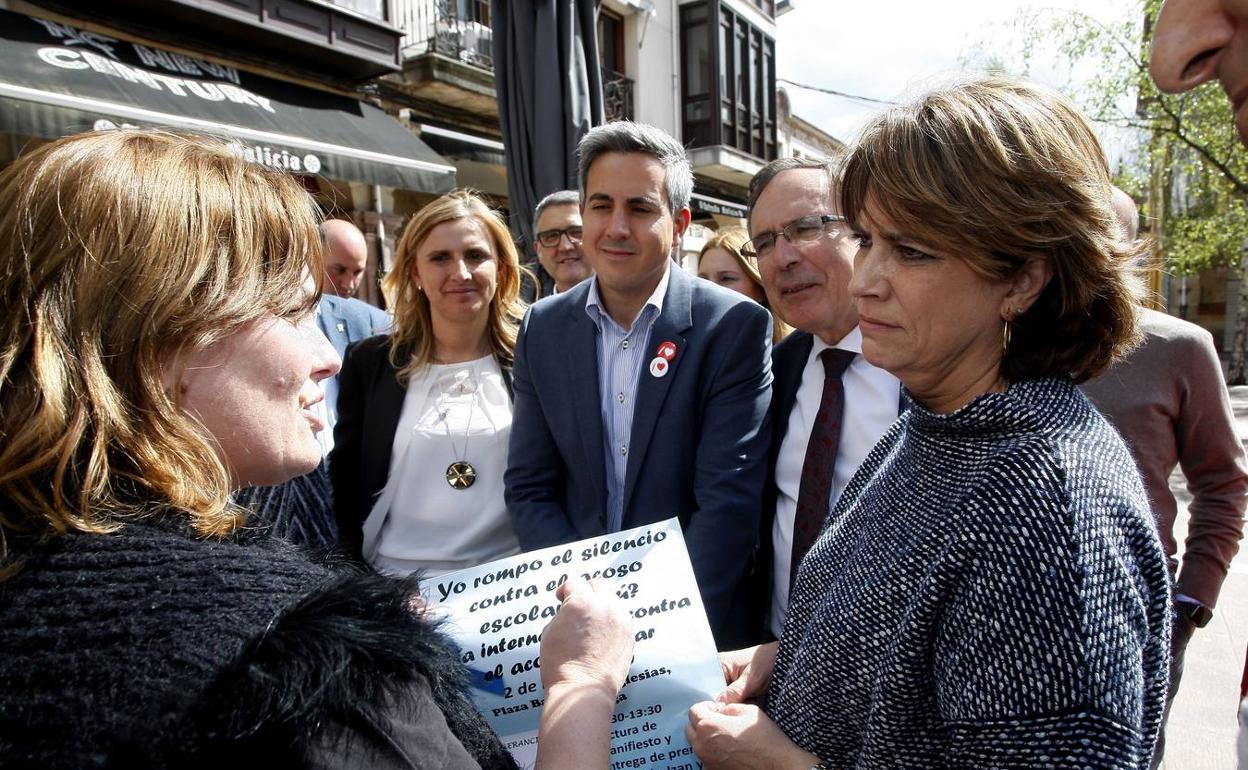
[1002,311,1013,354]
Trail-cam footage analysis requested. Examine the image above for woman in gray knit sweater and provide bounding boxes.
[687,76,1172,769]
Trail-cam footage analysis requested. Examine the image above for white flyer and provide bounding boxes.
[424,518,722,770]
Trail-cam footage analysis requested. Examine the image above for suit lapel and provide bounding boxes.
[368,350,407,482]
[621,267,693,515]
[565,295,608,515]
[318,297,351,361]
[769,332,813,456]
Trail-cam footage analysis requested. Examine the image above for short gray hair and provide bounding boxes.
[577,121,692,215]
[532,189,581,237]
[747,156,837,231]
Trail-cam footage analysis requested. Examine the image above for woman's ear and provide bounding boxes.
[159,361,181,401]
[1001,257,1053,318]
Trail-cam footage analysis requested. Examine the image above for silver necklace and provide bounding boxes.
[436,361,481,490]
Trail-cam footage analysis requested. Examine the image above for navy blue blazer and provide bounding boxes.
[317,294,390,362]
[504,266,773,644]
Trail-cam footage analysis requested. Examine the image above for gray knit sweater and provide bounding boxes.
[767,378,1172,769]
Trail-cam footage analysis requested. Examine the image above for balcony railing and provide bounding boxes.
[394,0,494,69]
[602,66,635,122]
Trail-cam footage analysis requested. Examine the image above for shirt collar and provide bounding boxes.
[585,261,672,327]
[810,325,864,357]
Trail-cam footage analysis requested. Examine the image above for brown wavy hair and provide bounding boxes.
[841,75,1143,383]
[698,228,790,343]
[382,189,526,382]
[0,130,322,559]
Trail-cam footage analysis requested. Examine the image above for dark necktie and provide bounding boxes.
[790,348,857,588]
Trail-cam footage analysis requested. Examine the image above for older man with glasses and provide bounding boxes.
[735,156,903,645]
[532,189,592,296]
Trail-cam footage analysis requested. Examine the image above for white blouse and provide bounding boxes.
[369,354,520,577]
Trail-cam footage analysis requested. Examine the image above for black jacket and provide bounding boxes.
[730,330,814,646]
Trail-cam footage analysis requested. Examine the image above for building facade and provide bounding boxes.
[384,0,789,269]
[0,0,457,308]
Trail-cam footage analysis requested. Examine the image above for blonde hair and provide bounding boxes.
[698,228,789,343]
[841,75,1143,383]
[383,189,525,382]
[0,130,322,554]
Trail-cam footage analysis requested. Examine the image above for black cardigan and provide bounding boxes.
[0,517,517,769]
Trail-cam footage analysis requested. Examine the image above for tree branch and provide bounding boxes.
[1152,100,1248,194]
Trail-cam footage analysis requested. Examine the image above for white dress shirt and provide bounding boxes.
[770,327,901,637]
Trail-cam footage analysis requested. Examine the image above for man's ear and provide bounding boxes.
[672,207,692,242]
[1002,256,1053,318]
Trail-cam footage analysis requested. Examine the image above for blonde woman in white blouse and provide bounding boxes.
[330,189,527,575]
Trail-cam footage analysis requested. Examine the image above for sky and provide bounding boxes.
[775,0,1141,145]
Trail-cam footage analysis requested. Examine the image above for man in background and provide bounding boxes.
[740,156,901,645]
[321,218,370,299]
[316,220,390,453]
[533,190,592,296]
[1081,187,1248,767]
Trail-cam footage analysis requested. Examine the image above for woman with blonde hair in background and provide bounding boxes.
[0,130,632,769]
[331,189,527,575]
[697,227,789,343]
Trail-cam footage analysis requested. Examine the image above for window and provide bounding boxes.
[742,0,775,17]
[455,0,490,25]
[681,1,776,162]
[327,0,387,21]
[681,3,713,143]
[598,8,634,121]
[598,8,625,74]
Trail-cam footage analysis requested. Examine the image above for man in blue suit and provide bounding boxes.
[505,122,773,646]
[317,293,390,361]
[315,222,391,453]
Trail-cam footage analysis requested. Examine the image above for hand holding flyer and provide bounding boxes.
[424,518,722,770]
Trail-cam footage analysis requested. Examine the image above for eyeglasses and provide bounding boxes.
[741,214,846,259]
[535,226,583,248]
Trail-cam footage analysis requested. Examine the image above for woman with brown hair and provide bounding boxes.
[687,76,1172,769]
[331,189,527,575]
[696,227,789,343]
[0,130,632,769]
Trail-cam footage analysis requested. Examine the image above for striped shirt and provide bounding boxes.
[584,266,671,532]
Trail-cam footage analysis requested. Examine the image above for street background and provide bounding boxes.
[1164,385,1248,769]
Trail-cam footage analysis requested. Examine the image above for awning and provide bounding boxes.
[417,123,507,167]
[0,9,456,193]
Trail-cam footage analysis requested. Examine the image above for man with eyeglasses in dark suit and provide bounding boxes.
[736,156,902,647]
[533,190,593,297]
